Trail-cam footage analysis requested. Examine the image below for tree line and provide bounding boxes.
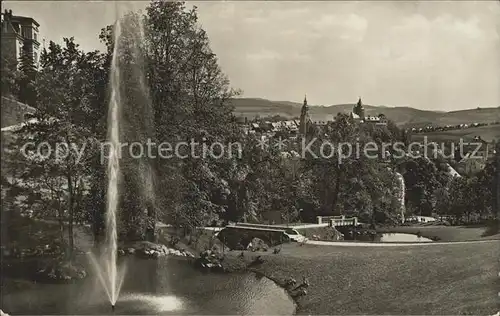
[1,1,498,261]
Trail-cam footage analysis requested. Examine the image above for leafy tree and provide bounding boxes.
[16,44,38,106]
[4,38,108,259]
[401,157,443,216]
[98,2,241,238]
[434,187,450,219]
[1,51,19,97]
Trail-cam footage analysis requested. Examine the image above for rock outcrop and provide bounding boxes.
[195,249,223,272]
[120,241,195,259]
[36,260,87,282]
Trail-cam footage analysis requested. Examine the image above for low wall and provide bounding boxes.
[1,97,35,128]
[295,226,344,241]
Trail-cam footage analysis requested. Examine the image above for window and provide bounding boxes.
[34,32,37,41]
[33,52,38,64]
[18,41,23,58]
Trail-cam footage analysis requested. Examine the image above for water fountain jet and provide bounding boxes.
[88,5,159,310]
[88,9,126,307]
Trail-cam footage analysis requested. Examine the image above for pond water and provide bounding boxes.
[1,257,295,315]
[380,233,433,243]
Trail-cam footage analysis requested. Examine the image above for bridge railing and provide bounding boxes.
[330,218,358,227]
[316,216,358,227]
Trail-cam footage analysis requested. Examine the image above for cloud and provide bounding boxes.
[309,13,367,31]
[436,15,484,39]
[246,49,281,61]
[4,0,498,110]
[308,13,367,42]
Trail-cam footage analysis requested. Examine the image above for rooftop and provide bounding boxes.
[2,10,40,27]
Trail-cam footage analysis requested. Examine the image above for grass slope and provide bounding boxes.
[227,241,499,315]
[412,125,500,143]
[230,98,500,127]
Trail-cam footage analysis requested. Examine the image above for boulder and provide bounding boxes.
[36,260,87,282]
[248,238,269,252]
[123,241,194,259]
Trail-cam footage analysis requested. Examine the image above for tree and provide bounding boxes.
[402,158,443,216]
[448,177,468,222]
[1,51,19,97]
[434,187,450,220]
[98,2,241,238]
[4,38,108,259]
[16,44,38,106]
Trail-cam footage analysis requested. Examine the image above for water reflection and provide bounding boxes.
[116,294,183,313]
[380,233,433,243]
[2,257,295,315]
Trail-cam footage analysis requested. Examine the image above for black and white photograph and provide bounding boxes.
[1,1,499,315]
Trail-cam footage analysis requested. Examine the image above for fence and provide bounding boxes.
[316,215,358,227]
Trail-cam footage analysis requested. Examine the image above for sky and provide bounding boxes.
[3,1,500,111]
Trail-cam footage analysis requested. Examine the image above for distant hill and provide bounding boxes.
[229,98,500,127]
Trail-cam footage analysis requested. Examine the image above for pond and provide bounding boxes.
[379,233,433,243]
[1,257,295,315]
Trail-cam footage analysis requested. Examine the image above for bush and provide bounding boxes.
[482,219,499,237]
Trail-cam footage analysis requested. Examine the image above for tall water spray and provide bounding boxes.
[89,8,154,309]
[89,16,126,308]
[395,172,406,223]
[105,15,122,305]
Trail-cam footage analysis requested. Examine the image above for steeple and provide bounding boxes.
[300,94,310,137]
[353,96,365,120]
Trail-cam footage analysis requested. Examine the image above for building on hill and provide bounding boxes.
[350,97,387,126]
[282,120,298,133]
[299,95,309,136]
[456,157,486,176]
[349,111,362,122]
[298,95,336,137]
[1,9,40,69]
[352,97,365,119]
[310,114,335,127]
[453,136,492,162]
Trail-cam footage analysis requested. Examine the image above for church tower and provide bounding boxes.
[353,97,365,120]
[299,95,309,137]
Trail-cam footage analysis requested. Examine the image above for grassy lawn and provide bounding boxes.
[226,241,499,315]
[376,225,499,242]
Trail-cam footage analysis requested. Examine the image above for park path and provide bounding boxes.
[305,239,498,247]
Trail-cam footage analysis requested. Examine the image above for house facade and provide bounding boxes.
[1,10,41,69]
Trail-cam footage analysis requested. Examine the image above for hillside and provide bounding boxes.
[412,125,500,143]
[229,98,500,127]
